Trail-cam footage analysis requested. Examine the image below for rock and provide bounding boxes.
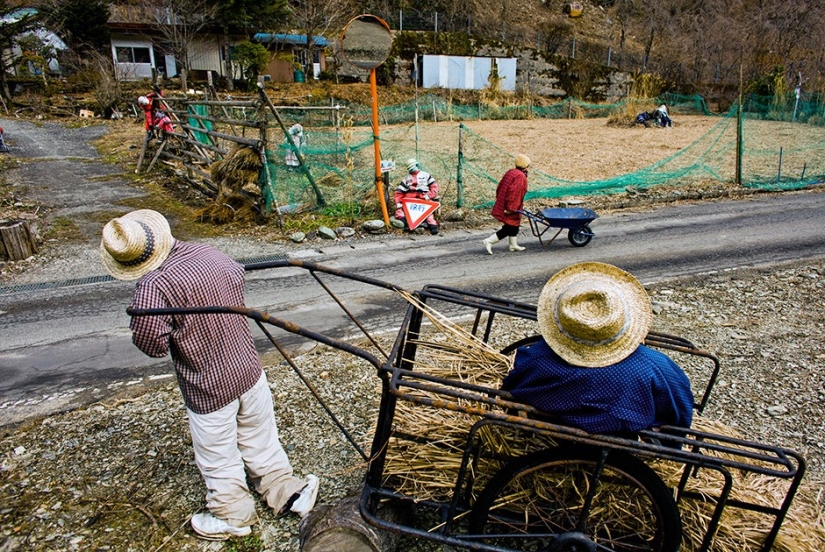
[389,217,405,229]
[291,232,306,243]
[767,405,788,416]
[444,209,466,222]
[318,226,337,240]
[362,220,386,234]
[336,227,356,238]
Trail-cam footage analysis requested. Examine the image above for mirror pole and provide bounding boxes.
[371,68,390,225]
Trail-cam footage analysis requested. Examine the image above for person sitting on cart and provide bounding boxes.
[501,261,694,437]
[394,158,440,235]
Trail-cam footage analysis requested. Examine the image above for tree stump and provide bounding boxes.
[299,492,405,552]
[0,220,39,261]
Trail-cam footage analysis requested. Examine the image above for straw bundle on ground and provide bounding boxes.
[199,146,264,223]
[210,145,262,192]
[381,294,825,551]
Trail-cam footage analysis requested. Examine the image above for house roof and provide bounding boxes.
[254,33,329,47]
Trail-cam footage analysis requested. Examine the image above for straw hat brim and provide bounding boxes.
[100,210,174,280]
[537,262,652,368]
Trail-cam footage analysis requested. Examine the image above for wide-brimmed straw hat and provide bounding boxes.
[536,262,652,367]
[514,154,531,169]
[100,210,174,280]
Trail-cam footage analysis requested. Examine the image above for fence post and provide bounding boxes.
[607,46,612,67]
[777,147,783,183]
[399,9,403,31]
[735,64,743,185]
[571,37,576,59]
[457,124,464,208]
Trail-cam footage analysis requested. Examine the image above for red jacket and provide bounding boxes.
[141,92,163,131]
[491,168,528,226]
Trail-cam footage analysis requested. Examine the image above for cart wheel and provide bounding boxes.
[468,446,681,552]
[568,224,593,247]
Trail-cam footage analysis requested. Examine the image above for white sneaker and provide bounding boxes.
[290,474,319,517]
[190,512,251,541]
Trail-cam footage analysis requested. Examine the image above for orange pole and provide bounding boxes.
[371,68,390,225]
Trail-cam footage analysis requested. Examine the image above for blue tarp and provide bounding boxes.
[253,33,329,47]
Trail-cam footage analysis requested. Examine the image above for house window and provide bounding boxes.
[115,46,151,64]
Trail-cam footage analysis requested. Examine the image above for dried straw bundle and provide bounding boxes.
[199,146,265,223]
[651,416,825,552]
[382,294,825,551]
[210,146,262,192]
[382,292,525,500]
[197,188,262,224]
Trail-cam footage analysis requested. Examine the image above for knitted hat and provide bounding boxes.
[100,210,174,280]
[406,158,419,173]
[536,262,652,367]
[515,154,531,169]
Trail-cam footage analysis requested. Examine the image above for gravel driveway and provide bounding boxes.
[1,258,823,552]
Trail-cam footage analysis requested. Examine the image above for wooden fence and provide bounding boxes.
[136,84,344,212]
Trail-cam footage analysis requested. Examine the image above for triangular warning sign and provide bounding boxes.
[401,198,439,230]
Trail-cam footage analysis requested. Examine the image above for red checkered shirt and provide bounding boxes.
[129,241,262,414]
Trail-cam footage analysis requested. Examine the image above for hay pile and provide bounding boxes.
[198,146,264,224]
[653,416,825,552]
[382,295,825,552]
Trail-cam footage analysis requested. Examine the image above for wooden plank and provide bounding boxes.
[180,124,260,147]
[168,110,258,128]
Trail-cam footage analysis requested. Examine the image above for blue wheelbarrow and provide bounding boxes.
[518,207,599,247]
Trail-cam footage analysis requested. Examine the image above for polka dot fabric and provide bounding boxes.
[502,340,694,434]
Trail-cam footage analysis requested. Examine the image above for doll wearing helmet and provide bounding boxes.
[394,158,439,235]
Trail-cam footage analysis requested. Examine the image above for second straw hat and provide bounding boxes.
[536,262,652,368]
[100,209,174,281]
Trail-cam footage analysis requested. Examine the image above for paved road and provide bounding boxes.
[3,189,825,427]
[2,117,825,427]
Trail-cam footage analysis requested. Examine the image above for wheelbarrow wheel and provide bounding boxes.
[468,446,681,552]
[568,224,593,247]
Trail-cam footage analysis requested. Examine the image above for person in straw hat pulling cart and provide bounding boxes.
[502,261,694,436]
[100,209,319,541]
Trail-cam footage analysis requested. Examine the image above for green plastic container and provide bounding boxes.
[293,70,305,83]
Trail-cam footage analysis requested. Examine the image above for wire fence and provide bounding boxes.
[149,90,825,221]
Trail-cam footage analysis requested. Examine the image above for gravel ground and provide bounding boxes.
[1,257,824,552]
[1,115,823,551]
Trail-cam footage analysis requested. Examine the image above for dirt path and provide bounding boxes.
[1,117,146,239]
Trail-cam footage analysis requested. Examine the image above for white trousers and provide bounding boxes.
[188,372,306,526]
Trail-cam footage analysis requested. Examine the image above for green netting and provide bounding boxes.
[251,93,824,215]
[187,104,213,143]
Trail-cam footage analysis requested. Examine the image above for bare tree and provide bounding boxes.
[288,0,354,78]
[141,0,218,91]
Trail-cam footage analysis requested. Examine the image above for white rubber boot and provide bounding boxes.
[482,234,500,255]
[508,236,525,252]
